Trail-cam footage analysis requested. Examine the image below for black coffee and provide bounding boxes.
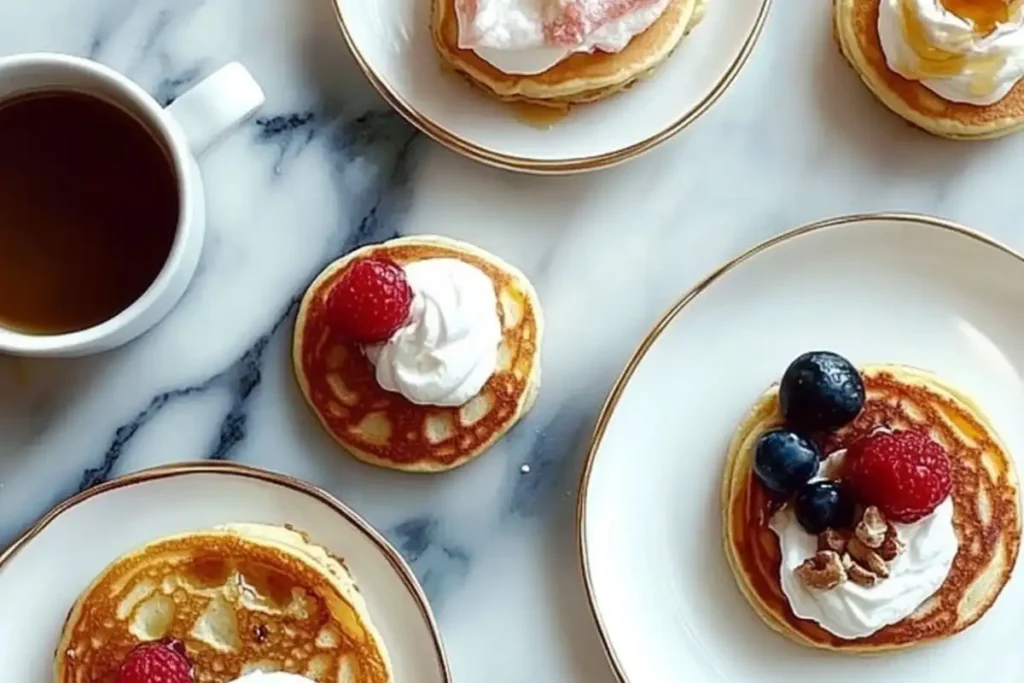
[0,90,179,334]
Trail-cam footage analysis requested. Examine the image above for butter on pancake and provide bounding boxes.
[432,0,705,111]
[834,0,1024,139]
[722,365,1021,652]
[293,236,543,473]
[56,524,393,683]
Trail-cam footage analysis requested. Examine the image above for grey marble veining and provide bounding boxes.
[5,1,1024,681]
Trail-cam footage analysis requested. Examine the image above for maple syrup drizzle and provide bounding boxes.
[899,0,1022,96]
[508,100,570,129]
[942,0,1015,35]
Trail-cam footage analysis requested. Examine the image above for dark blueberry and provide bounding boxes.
[794,481,855,534]
[780,351,865,432]
[753,429,821,496]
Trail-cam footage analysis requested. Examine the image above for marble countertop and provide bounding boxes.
[4,1,1024,681]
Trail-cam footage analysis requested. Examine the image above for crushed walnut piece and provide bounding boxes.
[818,528,849,554]
[842,553,879,587]
[795,507,909,591]
[796,550,847,590]
[855,506,887,549]
[847,536,890,578]
[877,524,906,562]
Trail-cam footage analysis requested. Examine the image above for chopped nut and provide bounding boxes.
[847,536,890,578]
[855,506,888,549]
[818,528,848,554]
[843,554,880,586]
[796,550,847,590]
[877,525,906,562]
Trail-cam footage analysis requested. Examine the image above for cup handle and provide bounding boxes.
[164,62,265,157]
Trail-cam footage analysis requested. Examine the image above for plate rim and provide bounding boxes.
[0,460,452,683]
[575,211,1024,681]
[330,0,772,175]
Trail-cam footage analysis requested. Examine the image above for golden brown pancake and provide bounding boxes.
[431,0,704,111]
[722,365,1021,651]
[293,236,543,473]
[834,0,1024,138]
[55,524,392,683]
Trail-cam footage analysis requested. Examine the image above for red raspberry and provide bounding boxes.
[326,257,413,343]
[846,430,952,523]
[116,640,193,683]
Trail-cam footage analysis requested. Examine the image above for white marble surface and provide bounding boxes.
[3,1,1024,681]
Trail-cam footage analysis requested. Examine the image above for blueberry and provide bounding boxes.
[794,481,854,534]
[753,429,821,496]
[780,352,864,432]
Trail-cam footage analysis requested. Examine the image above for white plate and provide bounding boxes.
[332,0,770,173]
[0,462,450,682]
[579,214,1024,682]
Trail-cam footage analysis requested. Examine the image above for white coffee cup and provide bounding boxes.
[0,53,265,357]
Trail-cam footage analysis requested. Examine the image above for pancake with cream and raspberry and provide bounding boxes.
[834,0,1024,139]
[55,524,393,683]
[293,235,543,473]
[722,358,1021,652]
[432,0,705,113]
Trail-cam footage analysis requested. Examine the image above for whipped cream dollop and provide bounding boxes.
[364,258,501,407]
[228,674,315,683]
[878,0,1024,105]
[457,0,672,75]
[769,452,958,639]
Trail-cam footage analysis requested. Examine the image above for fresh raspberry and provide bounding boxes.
[325,257,412,343]
[846,430,952,523]
[116,640,193,683]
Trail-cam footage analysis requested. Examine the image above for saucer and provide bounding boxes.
[332,0,770,173]
[579,214,1024,681]
[0,462,450,682]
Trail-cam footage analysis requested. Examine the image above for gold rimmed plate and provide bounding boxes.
[578,214,1024,681]
[332,0,770,174]
[0,461,450,681]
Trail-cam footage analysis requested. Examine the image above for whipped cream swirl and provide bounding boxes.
[458,0,672,75]
[878,0,1024,105]
[364,258,501,407]
[228,674,315,683]
[769,452,958,640]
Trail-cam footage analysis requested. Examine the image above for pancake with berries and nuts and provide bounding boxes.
[55,524,393,683]
[722,353,1021,652]
[293,235,543,473]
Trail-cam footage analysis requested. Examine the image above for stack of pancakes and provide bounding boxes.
[293,236,543,473]
[56,524,393,682]
[722,365,1021,651]
[431,0,706,110]
[834,0,1024,139]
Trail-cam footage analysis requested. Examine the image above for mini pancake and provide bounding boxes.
[722,364,1021,652]
[293,236,543,473]
[833,0,1024,139]
[56,524,393,683]
[431,0,705,110]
